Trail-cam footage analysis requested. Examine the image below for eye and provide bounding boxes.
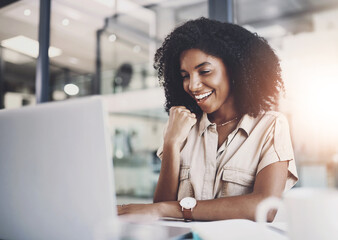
[181,74,189,79]
[200,70,211,75]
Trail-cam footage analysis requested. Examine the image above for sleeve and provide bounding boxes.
[156,121,169,161]
[257,113,298,191]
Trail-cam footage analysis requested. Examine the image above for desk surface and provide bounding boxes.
[154,219,288,240]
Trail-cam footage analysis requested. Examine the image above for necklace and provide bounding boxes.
[216,117,238,127]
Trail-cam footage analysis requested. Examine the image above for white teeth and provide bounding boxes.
[195,91,213,100]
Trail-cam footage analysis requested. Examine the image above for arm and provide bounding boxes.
[153,142,181,202]
[118,161,288,222]
[160,160,288,221]
[153,106,197,203]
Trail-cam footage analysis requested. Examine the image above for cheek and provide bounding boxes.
[215,73,231,91]
[183,80,190,93]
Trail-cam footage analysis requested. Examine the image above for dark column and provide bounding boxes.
[35,0,51,103]
[94,18,109,95]
[208,0,234,23]
[0,47,4,109]
[93,29,103,95]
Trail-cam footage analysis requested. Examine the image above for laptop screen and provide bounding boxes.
[0,98,117,240]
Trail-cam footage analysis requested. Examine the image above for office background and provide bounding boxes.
[1,0,338,203]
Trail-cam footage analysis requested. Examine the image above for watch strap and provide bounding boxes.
[182,207,194,221]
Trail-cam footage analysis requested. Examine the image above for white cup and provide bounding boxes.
[256,188,338,240]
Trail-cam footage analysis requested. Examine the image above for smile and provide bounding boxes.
[195,90,213,100]
[194,90,214,102]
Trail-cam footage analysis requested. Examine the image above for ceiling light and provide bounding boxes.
[62,18,70,26]
[108,34,116,42]
[64,84,79,96]
[2,49,33,64]
[24,9,31,16]
[133,45,141,53]
[1,35,62,58]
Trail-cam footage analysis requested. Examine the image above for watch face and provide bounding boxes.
[180,197,197,209]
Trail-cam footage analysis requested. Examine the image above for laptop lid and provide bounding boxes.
[0,98,116,240]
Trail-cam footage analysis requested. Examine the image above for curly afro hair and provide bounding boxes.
[154,17,284,118]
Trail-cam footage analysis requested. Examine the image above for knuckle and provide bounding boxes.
[177,106,187,112]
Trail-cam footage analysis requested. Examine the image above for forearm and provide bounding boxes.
[153,142,181,203]
[160,193,269,221]
[123,162,287,222]
[158,159,288,221]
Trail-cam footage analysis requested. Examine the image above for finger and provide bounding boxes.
[117,204,127,215]
[170,106,189,113]
[189,113,196,118]
[170,106,184,111]
[173,106,187,109]
[174,108,192,116]
[117,206,122,215]
[179,109,192,114]
[191,117,197,124]
[181,111,196,118]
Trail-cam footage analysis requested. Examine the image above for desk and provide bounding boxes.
[118,217,289,240]
[95,216,289,240]
[154,219,289,240]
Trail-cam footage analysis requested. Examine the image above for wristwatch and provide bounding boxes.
[179,197,197,221]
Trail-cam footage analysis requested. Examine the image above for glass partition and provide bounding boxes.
[98,1,208,202]
[110,111,167,199]
[2,0,338,201]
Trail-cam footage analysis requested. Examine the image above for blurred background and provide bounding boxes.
[1,0,338,204]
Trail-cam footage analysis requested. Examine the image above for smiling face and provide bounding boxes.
[180,48,235,117]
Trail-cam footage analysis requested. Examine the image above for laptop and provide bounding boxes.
[0,98,116,240]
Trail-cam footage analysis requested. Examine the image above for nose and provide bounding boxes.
[189,74,203,92]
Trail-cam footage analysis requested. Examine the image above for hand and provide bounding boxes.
[117,203,162,219]
[165,106,197,146]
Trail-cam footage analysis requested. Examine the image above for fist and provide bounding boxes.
[165,106,197,146]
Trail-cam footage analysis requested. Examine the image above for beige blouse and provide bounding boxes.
[157,111,298,201]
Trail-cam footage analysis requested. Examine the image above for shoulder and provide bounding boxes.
[258,111,292,139]
[240,111,290,137]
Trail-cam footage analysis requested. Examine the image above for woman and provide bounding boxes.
[118,17,298,222]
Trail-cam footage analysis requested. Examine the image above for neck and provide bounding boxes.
[207,97,238,126]
[209,112,238,126]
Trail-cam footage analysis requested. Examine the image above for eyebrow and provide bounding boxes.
[180,62,211,72]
